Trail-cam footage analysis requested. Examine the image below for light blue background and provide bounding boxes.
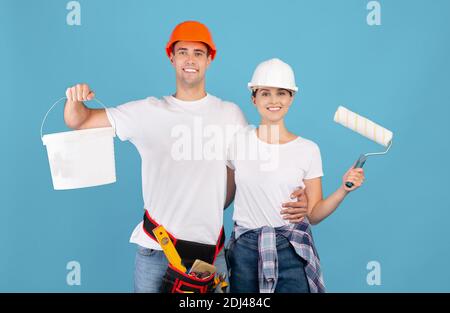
[1,0,449,292]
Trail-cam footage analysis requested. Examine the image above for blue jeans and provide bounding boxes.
[134,244,229,293]
[226,230,310,293]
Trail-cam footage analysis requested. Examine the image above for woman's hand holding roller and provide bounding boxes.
[342,167,365,192]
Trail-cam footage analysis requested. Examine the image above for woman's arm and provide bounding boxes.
[305,167,365,225]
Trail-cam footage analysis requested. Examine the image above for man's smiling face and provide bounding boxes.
[170,41,211,88]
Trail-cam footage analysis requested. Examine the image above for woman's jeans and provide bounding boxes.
[134,244,229,293]
[226,230,310,293]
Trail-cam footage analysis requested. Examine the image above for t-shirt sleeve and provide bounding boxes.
[226,132,237,170]
[304,143,324,179]
[105,101,142,142]
[233,104,248,129]
[225,103,248,169]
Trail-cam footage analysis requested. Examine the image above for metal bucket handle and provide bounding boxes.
[40,96,115,140]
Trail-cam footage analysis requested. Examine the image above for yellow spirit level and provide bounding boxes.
[152,225,187,273]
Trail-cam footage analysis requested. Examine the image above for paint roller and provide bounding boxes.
[334,106,393,188]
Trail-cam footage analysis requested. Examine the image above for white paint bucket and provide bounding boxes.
[41,97,117,190]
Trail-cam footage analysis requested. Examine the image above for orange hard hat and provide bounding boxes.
[166,21,217,60]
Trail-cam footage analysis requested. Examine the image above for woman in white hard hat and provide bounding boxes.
[225,58,365,293]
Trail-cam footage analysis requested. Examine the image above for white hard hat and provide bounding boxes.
[248,58,298,93]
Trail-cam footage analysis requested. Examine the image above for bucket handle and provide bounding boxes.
[40,97,114,140]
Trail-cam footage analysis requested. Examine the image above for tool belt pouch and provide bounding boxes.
[160,263,215,293]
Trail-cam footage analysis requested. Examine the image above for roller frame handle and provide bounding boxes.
[345,154,367,188]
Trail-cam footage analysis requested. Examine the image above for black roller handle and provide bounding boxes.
[345,154,368,188]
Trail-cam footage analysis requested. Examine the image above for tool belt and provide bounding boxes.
[142,211,225,293]
[161,263,216,293]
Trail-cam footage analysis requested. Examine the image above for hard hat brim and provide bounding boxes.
[248,83,298,93]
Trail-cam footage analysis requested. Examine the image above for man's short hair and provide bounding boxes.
[171,41,211,57]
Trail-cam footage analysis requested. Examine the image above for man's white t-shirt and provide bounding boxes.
[105,94,247,250]
[228,127,324,229]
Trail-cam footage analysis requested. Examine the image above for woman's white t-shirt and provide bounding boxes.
[228,127,324,229]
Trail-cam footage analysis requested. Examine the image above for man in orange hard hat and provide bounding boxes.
[63,20,309,293]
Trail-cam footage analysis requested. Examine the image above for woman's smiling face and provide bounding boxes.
[252,87,294,123]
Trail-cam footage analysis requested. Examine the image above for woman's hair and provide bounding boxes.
[251,88,293,97]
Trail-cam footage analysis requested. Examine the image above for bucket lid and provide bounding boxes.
[42,127,116,146]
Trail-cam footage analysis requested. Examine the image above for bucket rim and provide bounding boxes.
[42,126,115,146]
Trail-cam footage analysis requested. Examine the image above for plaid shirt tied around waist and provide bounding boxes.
[228,219,325,293]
